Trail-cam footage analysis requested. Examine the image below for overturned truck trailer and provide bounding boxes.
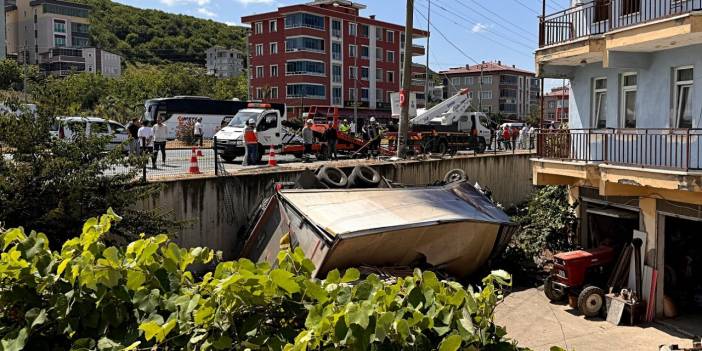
[242,181,517,279]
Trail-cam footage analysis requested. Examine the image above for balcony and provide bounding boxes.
[411,43,425,56]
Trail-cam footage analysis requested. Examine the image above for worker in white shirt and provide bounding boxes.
[193,118,203,147]
[152,117,168,165]
[138,121,157,169]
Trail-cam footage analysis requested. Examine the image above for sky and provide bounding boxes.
[112,0,573,89]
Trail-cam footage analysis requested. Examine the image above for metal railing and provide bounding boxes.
[539,0,702,47]
[536,128,702,171]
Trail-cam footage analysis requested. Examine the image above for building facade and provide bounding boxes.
[439,61,540,121]
[82,47,121,77]
[543,85,569,123]
[1,0,6,59]
[4,0,121,76]
[241,0,428,120]
[534,0,702,330]
[206,46,245,78]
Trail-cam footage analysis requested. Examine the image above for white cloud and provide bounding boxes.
[471,23,488,33]
[236,0,276,5]
[197,7,217,17]
[160,0,210,6]
[225,21,250,27]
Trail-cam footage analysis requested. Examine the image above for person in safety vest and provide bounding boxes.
[243,119,258,166]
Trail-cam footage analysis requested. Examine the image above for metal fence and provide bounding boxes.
[536,128,702,171]
[117,139,220,182]
[539,0,702,47]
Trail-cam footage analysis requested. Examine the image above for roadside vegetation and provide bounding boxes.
[0,211,526,350]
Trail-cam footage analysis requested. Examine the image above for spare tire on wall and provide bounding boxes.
[316,166,348,188]
[349,165,381,188]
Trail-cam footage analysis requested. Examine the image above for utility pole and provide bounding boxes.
[424,0,430,108]
[539,0,546,129]
[398,0,414,157]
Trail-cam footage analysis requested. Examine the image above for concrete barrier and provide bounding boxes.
[138,153,533,259]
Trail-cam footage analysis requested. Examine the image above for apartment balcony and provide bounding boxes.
[532,128,702,200]
[411,43,425,56]
[537,0,702,77]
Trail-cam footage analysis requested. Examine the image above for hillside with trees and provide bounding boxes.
[75,0,248,64]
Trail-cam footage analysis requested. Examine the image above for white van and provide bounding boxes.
[50,117,129,151]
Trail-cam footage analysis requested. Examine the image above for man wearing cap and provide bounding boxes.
[243,119,258,166]
[302,119,314,163]
[339,119,351,134]
[366,117,380,159]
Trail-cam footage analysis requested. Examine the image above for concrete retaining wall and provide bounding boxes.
[138,153,534,259]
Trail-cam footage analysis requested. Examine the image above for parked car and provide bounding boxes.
[50,117,129,151]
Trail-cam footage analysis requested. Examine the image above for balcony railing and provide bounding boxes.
[536,128,702,171]
[539,0,702,47]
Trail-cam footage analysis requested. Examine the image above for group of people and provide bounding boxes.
[495,124,536,151]
[298,117,382,162]
[126,117,169,169]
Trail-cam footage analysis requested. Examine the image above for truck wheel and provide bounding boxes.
[349,165,381,188]
[438,141,448,155]
[316,166,348,188]
[544,276,566,302]
[577,286,605,317]
[443,169,466,184]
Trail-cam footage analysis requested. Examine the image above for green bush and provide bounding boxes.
[0,211,524,350]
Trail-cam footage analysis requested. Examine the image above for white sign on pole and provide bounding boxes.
[390,92,417,118]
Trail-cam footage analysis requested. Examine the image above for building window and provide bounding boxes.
[269,20,277,32]
[387,30,395,42]
[465,77,473,85]
[256,66,264,78]
[285,13,324,30]
[332,87,342,105]
[387,71,395,83]
[621,0,640,16]
[286,60,325,76]
[332,42,341,60]
[349,23,357,36]
[349,66,357,79]
[361,46,369,59]
[481,76,492,85]
[255,22,263,34]
[480,91,492,100]
[271,87,278,99]
[332,20,341,38]
[42,3,89,18]
[594,0,610,22]
[255,44,263,56]
[375,47,382,61]
[287,84,325,98]
[451,77,460,86]
[256,88,263,99]
[271,65,278,77]
[285,36,324,53]
[375,27,383,41]
[592,77,607,128]
[376,68,383,82]
[361,67,369,80]
[332,64,342,83]
[349,44,357,58]
[270,42,278,54]
[376,89,383,102]
[53,20,66,33]
[674,66,693,128]
[54,35,66,47]
[361,88,369,101]
[349,88,356,101]
[360,24,369,38]
[387,51,395,62]
[620,73,637,128]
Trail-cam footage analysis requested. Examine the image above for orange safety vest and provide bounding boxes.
[244,128,257,144]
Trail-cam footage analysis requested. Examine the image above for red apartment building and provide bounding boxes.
[543,85,569,123]
[241,0,428,121]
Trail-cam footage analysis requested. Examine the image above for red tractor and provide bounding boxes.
[544,246,616,317]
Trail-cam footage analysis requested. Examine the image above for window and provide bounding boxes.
[332,20,341,38]
[674,67,693,128]
[349,88,356,101]
[256,66,264,78]
[451,77,460,86]
[73,37,89,48]
[594,0,610,22]
[53,20,66,33]
[54,35,66,47]
[361,67,369,80]
[286,60,325,75]
[375,47,382,61]
[481,76,492,85]
[349,23,357,36]
[333,87,342,105]
[376,89,383,102]
[480,91,492,100]
[465,77,473,85]
[109,122,126,134]
[255,22,263,34]
[620,73,637,128]
[548,101,556,109]
[592,77,607,128]
[271,65,278,77]
[269,20,277,32]
[270,42,278,54]
[387,71,395,83]
[271,87,278,99]
[90,122,109,135]
[376,68,383,82]
[349,44,357,58]
[42,3,89,17]
[332,42,341,60]
[349,66,357,79]
[622,0,640,16]
[386,51,395,62]
[255,44,263,56]
[400,33,406,48]
[285,36,324,52]
[361,88,369,101]
[284,13,324,30]
[361,46,369,59]
[287,84,325,98]
[256,88,263,99]
[332,64,342,83]
[387,30,395,42]
[375,27,383,41]
[360,24,369,37]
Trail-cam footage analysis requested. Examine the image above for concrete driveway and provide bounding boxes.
[495,287,692,351]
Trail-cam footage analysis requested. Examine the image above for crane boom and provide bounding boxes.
[410,88,473,126]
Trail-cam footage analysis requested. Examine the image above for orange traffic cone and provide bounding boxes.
[267,145,278,167]
[197,148,204,157]
[188,148,201,174]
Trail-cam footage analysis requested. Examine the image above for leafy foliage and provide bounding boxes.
[0,212,524,350]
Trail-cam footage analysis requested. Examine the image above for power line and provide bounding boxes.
[413,6,479,65]
[510,0,541,15]
[459,0,538,37]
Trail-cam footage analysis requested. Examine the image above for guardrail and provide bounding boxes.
[536,128,702,171]
[539,0,702,47]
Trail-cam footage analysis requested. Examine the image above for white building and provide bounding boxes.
[206,46,244,78]
[82,47,121,77]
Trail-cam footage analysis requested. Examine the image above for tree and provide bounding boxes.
[0,60,22,90]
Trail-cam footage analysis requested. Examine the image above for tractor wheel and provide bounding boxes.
[577,286,605,317]
[543,276,566,302]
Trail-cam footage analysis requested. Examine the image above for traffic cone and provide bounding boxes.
[267,145,278,167]
[197,148,204,157]
[188,148,201,174]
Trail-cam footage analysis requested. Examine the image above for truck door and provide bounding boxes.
[457,115,470,132]
[478,114,492,139]
[256,112,282,146]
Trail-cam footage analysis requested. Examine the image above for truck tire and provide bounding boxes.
[544,276,566,302]
[443,169,466,184]
[316,166,348,188]
[438,139,449,156]
[349,165,381,188]
[577,285,605,317]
